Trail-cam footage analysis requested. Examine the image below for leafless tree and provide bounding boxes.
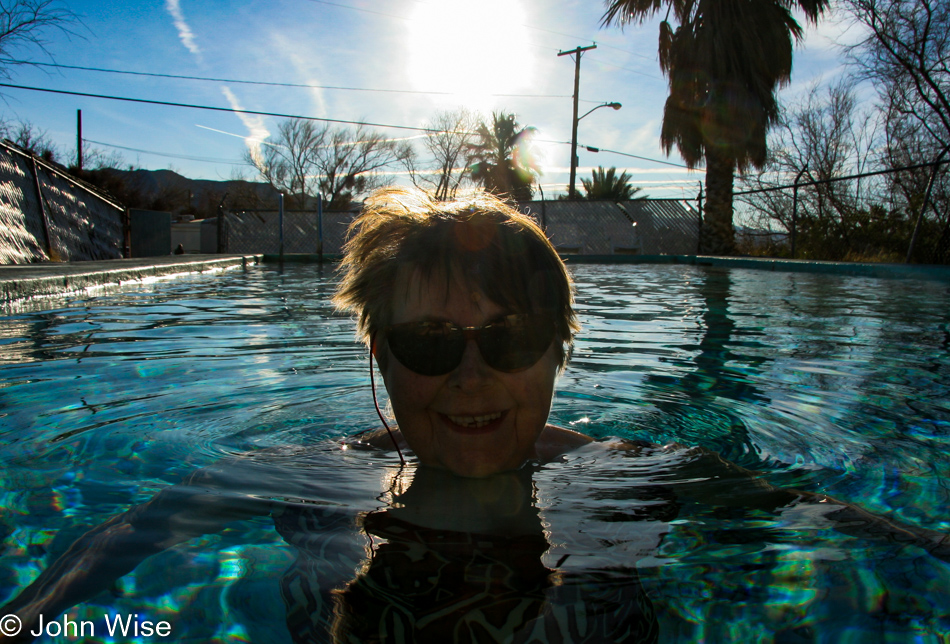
[245,119,323,209]
[0,118,58,160]
[316,124,414,211]
[408,109,478,201]
[839,0,950,259]
[248,119,413,211]
[223,167,269,210]
[0,0,79,78]
[738,82,886,257]
[843,0,950,150]
[76,143,126,171]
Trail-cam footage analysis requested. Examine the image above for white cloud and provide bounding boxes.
[220,87,271,161]
[165,0,202,60]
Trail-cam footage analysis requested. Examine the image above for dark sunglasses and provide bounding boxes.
[382,313,556,376]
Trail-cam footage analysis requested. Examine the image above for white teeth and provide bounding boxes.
[447,412,503,428]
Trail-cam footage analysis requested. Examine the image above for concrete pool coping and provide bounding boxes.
[261,253,950,281]
[2,253,948,302]
[0,254,263,302]
[562,254,950,281]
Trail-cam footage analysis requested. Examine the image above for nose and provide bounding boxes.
[450,337,492,390]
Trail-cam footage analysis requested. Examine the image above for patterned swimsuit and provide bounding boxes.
[273,504,659,643]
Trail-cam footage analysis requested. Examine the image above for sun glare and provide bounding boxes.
[407,0,533,110]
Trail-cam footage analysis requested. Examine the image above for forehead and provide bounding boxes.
[390,267,505,323]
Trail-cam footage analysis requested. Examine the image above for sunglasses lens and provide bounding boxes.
[478,314,555,372]
[385,315,556,376]
[386,323,464,376]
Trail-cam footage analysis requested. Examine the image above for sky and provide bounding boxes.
[0,0,863,201]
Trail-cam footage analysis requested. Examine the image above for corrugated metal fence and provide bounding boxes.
[221,200,700,257]
[223,209,354,255]
[0,140,125,264]
[524,199,700,255]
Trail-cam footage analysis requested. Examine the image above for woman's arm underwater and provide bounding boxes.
[0,463,274,643]
[628,442,950,563]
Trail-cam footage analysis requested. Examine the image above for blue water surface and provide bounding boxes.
[0,263,948,642]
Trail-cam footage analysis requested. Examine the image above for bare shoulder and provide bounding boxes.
[535,424,595,461]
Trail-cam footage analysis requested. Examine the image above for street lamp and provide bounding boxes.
[568,101,621,199]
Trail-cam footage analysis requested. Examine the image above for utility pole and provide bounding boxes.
[558,44,596,200]
[76,109,83,171]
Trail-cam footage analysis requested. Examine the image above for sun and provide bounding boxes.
[407,0,534,110]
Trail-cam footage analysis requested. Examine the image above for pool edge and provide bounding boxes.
[0,254,264,302]
[559,254,950,281]
[264,253,950,281]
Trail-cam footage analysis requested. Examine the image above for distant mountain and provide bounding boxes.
[91,168,283,217]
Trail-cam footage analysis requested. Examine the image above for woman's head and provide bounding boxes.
[334,187,578,477]
[334,187,578,366]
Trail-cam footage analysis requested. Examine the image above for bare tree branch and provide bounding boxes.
[246,119,414,210]
[414,109,477,201]
[0,0,81,79]
[843,0,950,148]
[245,119,326,209]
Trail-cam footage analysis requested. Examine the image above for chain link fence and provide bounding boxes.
[218,200,701,258]
[221,209,356,255]
[733,155,950,264]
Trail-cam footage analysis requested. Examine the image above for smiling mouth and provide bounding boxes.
[443,411,505,431]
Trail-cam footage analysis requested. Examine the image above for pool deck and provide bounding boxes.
[2,253,948,303]
[0,254,263,302]
[564,254,950,281]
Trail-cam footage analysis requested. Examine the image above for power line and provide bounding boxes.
[537,136,695,170]
[1,58,574,99]
[0,82,437,132]
[312,0,656,63]
[582,144,698,170]
[523,27,651,62]
[85,139,247,165]
[305,0,662,82]
[305,0,398,21]
[584,55,662,81]
[734,158,950,196]
[2,83,690,175]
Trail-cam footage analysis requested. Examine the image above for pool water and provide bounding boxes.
[1,263,948,642]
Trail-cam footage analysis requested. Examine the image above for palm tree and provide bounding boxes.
[581,166,647,200]
[602,0,830,254]
[466,112,539,203]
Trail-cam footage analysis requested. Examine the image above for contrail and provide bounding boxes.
[220,87,270,160]
[165,0,202,59]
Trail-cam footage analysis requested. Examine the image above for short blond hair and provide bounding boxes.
[333,187,579,367]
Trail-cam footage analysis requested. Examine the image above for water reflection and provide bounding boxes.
[639,268,772,467]
[280,465,659,643]
[566,266,774,468]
